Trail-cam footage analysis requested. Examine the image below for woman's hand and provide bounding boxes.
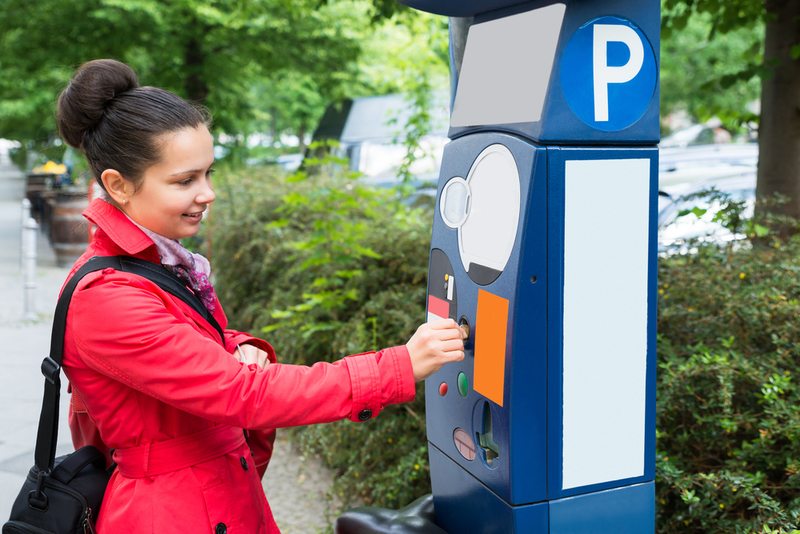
[406,319,467,382]
[237,344,271,370]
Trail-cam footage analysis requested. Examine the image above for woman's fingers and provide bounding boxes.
[406,320,467,382]
[238,344,270,370]
[427,319,467,339]
[439,338,467,354]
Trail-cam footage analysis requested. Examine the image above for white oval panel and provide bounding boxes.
[457,144,521,278]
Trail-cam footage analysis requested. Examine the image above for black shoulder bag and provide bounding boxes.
[3,256,224,534]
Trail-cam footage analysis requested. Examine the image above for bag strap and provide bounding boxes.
[35,255,225,472]
[50,445,107,485]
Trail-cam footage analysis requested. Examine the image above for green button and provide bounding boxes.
[457,372,469,397]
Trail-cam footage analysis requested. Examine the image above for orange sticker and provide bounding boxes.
[474,289,509,407]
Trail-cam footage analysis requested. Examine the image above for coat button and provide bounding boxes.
[215,523,227,534]
[358,409,372,421]
[240,456,249,470]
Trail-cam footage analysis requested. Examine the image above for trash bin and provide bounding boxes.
[49,188,89,268]
[25,173,55,221]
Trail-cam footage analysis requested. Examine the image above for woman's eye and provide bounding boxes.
[179,178,193,186]
[206,168,215,177]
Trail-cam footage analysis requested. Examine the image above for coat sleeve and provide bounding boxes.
[67,272,415,430]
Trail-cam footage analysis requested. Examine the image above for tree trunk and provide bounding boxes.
[755,0,800,233]
[297,123,307,154]
[270,106,278,145]
[184,33,209,104]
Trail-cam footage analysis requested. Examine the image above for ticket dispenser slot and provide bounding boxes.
[476,401,500,468]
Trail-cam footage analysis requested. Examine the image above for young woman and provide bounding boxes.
[57,59,465,533]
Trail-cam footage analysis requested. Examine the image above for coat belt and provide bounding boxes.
[113,425,246,479]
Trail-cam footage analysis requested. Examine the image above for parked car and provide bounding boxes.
[657,143,758,253]
[310,92,451,194]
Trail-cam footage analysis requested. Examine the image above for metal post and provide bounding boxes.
[22,217,38,321]
[21,198,31,269]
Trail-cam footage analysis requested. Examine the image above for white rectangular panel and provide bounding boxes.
[450,3,566,128]
[562,158,650,490]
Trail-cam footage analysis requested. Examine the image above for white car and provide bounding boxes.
[658,143,758,253]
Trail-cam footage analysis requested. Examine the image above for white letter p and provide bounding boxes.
[593,24,644,122]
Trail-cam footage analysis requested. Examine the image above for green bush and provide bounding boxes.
[207,156,434,508]
[209,167,800,531]
[657,239,800,533]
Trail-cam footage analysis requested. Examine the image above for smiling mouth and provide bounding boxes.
[182,212,204,219]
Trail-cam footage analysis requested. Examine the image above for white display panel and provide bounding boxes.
[561,158,650,490]
[458,145,520,275]
[450,3,566,128]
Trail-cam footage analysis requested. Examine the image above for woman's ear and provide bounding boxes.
[101,169,133,206]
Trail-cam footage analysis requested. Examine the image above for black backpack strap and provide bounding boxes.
[35,256,120,471]
[113,256,225,343]
[34,255,226,472]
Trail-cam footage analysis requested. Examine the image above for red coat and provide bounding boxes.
[63,199,415,533]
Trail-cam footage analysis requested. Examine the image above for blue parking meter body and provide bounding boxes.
[397,1,661,533]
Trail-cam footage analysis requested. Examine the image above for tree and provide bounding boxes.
[662,0,800,227]
[0,0,365,147]
[754,0,800,230]
[660,14,763,131]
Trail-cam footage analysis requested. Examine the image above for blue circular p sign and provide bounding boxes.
[561,16,657,131]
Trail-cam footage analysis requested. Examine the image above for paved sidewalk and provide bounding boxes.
[0,155,336,532]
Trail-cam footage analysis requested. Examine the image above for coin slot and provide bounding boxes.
[459,315,471,348]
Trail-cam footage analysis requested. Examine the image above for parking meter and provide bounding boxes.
[399,1,660,533]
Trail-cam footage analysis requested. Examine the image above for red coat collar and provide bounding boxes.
[83,198,160,262]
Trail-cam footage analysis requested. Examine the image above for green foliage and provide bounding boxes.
[657,236,800,532]
[210,148,431,356]
[0,0,369,143]
[660,9,764,129]
[662,0,764,39]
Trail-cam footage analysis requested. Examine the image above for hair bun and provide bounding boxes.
[57,59,140,149]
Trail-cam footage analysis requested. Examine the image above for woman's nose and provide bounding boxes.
[197,179,216,204]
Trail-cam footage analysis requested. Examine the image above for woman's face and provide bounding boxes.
[125,125,216,240]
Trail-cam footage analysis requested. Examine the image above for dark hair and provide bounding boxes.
[57,59,210,190]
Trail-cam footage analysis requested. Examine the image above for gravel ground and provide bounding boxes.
[264,433,340,534]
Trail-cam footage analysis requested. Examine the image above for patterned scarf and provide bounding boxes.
[106,197,217,314]
[136,226,217,315]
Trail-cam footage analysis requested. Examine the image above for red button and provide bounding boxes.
[439,382,448,396]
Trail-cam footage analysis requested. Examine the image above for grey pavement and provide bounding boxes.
[0,154,336,531]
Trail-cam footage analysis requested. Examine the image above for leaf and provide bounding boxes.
[264,219,289,230]
[286,171,309,183]
[754,224,770,237]
[791,44,800,60]
[679,206,709,218]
